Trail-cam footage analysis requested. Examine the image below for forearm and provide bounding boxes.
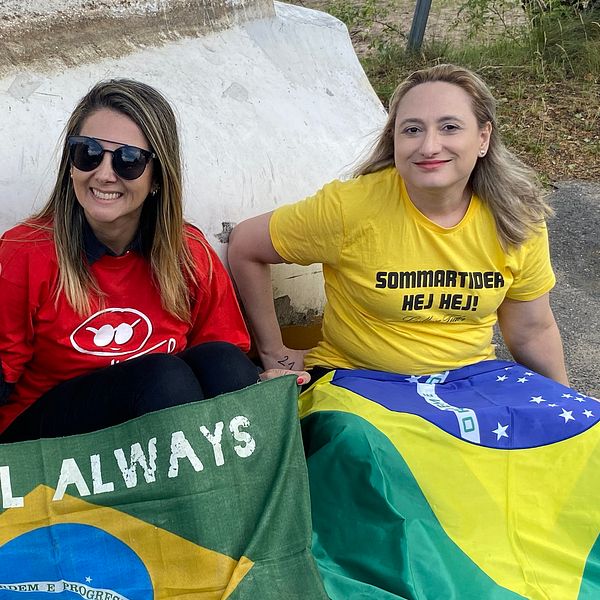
[228,255,284,360]
[228,213,311,372]
[498,294,569,386]
[504,321,569,386]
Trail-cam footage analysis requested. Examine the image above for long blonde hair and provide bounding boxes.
[355,64,552,248]
[33,79,200,321]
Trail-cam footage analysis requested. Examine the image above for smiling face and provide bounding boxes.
[393,81,491,203]
[71,108,154,253]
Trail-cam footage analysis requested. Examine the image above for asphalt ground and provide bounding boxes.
[495,181,600,397]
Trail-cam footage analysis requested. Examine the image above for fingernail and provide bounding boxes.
[297,377,305,385]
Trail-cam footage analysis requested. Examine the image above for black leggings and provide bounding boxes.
[0,341,259,443]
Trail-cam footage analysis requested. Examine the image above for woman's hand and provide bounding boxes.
[260,347,309,372]
[258,347,311,385]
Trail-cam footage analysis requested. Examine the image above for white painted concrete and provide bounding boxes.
[0,1,386,322]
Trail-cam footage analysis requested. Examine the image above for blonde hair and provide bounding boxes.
[33,79,203,321]
[355,64,552,248]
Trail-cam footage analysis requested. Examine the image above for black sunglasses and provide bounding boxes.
[68,135,156,180]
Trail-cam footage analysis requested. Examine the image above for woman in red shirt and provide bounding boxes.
[0,79,273,441]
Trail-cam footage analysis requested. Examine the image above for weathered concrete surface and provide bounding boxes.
[496,181,600,397]
[0,1,387,320]
[0,0,274,75]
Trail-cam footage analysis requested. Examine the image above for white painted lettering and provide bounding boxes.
[229,416,256,458]
[53,458,91,501]
[113,438,157,489]
[199,422,225,466]
[168,431,203,477]
[90,454,114,494]
[0,465,24,508]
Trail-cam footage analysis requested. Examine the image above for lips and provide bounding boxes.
[414,160,451,170]
[91,188,122,200]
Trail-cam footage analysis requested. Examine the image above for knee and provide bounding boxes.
[180,342,259,397]
[186,341,247,361]
[182,341,258,374]
[137,354,196,385]
[129,354,202,408]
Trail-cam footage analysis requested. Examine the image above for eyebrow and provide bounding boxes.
[397,116,467,127]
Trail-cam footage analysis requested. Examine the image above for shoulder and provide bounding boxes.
[1,221,54,244]
[334,168,402,218]
[0,221,56,272]
[515,221,551,259]
[279,168,400,217]
[183,223,216,262]
[320,167,398,198]
[183,223,225,280]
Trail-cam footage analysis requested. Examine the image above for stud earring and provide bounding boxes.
[479,150,486,157]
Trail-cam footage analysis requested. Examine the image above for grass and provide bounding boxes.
[295,0,600,181]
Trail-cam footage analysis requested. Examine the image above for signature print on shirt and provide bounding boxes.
[70,308,176,360]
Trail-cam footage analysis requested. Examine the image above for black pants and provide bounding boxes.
[0,341,259,442]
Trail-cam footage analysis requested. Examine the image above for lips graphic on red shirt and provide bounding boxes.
[70,308,152,356]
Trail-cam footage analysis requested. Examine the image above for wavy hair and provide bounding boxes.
[354,64,552,248]
[33,78,203,320]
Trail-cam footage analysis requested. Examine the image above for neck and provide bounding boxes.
[404,182,472,228]
[90,221,137,255]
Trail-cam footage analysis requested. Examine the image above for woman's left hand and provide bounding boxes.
[259,368,311,386]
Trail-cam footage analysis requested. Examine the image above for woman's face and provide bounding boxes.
[71,108,154,249]
[393,81,491,199]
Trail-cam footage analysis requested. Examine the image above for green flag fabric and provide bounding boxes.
[0,376,327,599]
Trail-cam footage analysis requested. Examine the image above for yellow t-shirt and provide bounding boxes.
[270,167,555,374]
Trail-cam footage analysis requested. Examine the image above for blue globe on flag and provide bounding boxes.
[0,523,153,599]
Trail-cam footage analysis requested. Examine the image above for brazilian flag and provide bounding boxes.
[300,361,600,600]
[0,376,327,599]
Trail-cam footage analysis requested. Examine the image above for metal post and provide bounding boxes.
[407,0,432,53]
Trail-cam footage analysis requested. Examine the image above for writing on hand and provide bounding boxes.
[277,356,296,370]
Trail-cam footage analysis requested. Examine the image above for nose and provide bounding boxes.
[419,129,442,156]
[94,151,118,182]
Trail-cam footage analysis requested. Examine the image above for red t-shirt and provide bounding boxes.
[0,222,250,433]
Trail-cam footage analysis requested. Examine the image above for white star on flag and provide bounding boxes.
[559,409,575,423]
[492,423,509,440]
[517,377,529,383]
[496,375,508,382]
[583,410,594,418]
[406,375,421,383]
[562,393,573,398]
[548,403,558,407]
[530,396,546,404]
[524,372,534,376]
[575,397,586,403]
[85,577,92,583]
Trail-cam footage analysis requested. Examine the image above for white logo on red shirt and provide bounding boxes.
[70,308,176,361]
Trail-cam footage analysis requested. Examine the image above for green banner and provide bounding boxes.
[0,376,327,599]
